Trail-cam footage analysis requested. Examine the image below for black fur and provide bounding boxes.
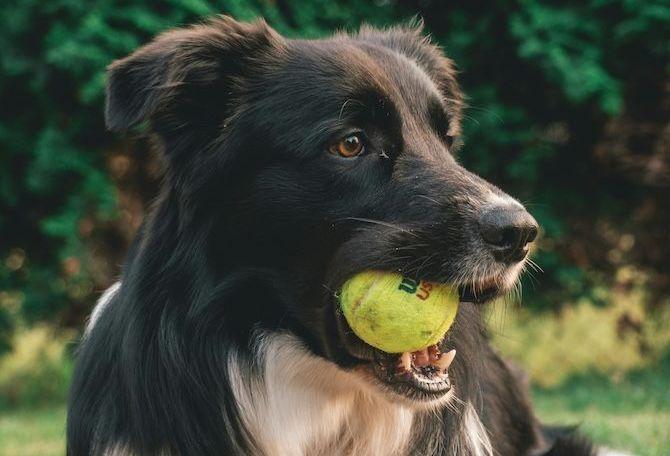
[68,16,595,455]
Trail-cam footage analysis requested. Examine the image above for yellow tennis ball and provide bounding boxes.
[339,271,459,353]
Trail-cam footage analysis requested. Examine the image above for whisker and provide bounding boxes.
[526,258,544,274]
[465,105,504,124]
[337,217,419,237]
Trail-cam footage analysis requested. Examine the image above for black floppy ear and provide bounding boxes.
[105,16,283,132]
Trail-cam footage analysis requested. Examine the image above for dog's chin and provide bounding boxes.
[333,269,519,406]
[352,360,457,409]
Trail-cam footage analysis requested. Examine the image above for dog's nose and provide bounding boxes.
[478,205,539,263]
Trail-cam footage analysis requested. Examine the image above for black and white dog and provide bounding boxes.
[68,16,607,456]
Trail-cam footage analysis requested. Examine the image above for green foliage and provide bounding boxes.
[0,0,668,348]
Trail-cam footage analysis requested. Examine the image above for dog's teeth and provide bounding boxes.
[412,348,431,367]
[396,352,412,373]
[434,349,456,373]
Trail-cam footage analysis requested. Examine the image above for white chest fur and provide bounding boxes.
[228,332,416,456]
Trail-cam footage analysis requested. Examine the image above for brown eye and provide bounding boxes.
[329,134,364,158]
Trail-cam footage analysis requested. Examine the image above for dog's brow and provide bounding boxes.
[339,99,367,120]
[337,88,401,127]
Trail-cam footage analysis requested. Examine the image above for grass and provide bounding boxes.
[487,289,670,387]
[488,293,670,455]
[1,366,668,455]
[0,406,65,456]
[533,364,670,456]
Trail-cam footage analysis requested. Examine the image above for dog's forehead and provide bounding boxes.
[353,40,445,115]
[276,37,443,118]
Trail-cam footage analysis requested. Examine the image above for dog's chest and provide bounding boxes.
[230,333,415,456]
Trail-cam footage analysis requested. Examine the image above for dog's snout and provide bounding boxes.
[478,205,538,263]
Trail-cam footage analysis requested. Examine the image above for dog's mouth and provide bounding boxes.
[457,277,502,304]
[370,342,457,399]
[335,274,507,401]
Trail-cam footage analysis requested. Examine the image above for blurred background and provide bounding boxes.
[0,1,668,454]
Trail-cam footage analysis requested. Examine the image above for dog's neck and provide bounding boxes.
[229,331,492,456]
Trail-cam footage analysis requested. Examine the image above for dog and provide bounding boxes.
[67,16,604,456]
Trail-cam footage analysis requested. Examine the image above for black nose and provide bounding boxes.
[478,205,539,263]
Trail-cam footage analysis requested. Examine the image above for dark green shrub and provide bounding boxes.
[1,1,667,352]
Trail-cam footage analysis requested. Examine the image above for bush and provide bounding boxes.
[0,1,668,352]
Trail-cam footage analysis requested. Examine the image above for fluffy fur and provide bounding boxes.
[68,16,600,455]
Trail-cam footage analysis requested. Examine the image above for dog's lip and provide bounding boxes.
[458,277,502,304]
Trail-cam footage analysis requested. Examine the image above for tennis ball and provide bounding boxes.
[339,271,459,353]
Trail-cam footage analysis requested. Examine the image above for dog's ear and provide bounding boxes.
[105,16,284,133]
[357,21,463,137]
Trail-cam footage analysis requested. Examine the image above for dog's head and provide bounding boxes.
[107,17,538,406]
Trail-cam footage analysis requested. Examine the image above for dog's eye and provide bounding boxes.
[329,134,364,158]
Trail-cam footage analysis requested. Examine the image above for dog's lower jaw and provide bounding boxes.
[228,330,493,456]
[355,360,458,410]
